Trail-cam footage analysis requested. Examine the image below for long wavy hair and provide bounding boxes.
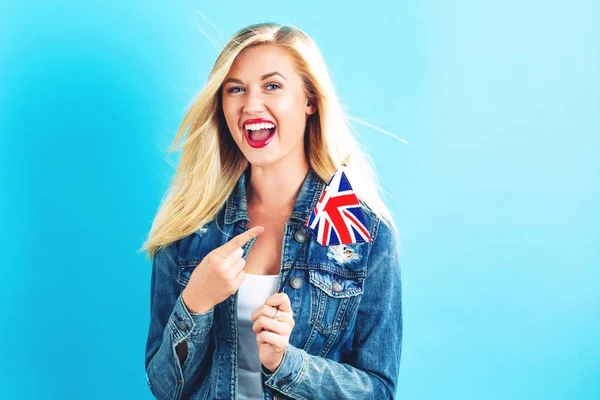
[139,22,396,259]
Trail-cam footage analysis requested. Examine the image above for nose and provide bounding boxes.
[242,89,265,114]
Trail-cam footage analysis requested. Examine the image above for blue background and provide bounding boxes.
[1,1,598,399]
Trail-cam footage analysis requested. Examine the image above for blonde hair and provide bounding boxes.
[139,22,397,260]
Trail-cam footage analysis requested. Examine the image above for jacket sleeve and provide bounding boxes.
[261,218,403,399]
[144,241,215,400]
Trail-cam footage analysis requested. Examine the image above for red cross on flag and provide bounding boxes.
[305,166,373,246]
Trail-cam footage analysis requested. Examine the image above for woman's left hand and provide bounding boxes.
[251,292,295,373]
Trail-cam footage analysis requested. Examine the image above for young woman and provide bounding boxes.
[142,22,403,400]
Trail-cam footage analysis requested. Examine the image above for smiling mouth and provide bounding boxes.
[243,125,277,148]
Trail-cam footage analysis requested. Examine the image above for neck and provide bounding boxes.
[246,156,310,215]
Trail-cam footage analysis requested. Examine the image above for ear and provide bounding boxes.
[305,101,317,116]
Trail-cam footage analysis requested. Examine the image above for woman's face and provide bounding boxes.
[221,44,316,168]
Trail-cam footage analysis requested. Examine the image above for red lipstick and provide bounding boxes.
[241,118,277,149]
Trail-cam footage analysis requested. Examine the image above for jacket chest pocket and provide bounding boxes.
[308,269,364,334]
[176,264,197,286]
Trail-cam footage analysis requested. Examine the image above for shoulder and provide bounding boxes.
[358,199,397,245]
[358,200,400,271]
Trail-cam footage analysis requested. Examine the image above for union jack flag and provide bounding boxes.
[305,167,373,246]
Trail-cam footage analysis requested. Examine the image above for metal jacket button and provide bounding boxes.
[277,377,288,387]
[178,320,188,331]
[332,282,342,292]
[294,229,307,243]
[290,277,303,289]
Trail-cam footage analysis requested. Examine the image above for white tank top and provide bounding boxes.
[237,273,280,400]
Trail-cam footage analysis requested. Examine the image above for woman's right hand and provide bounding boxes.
[181,225,264,314]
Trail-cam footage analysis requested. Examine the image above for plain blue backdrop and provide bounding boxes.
[1,1,598,399]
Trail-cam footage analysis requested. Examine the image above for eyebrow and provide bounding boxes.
[223,72,287,85]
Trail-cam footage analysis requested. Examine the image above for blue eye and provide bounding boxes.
[226,83,280,93]
[227,86,244,94]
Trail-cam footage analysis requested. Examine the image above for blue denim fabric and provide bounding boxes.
[144,167,403,399]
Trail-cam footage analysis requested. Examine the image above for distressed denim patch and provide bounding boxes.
[326,244,361,265]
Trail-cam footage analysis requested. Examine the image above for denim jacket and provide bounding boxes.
[144,166,403,399]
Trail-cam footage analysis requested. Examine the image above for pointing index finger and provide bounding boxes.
[217,225,264,257]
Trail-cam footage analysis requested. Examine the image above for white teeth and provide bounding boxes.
[244,122,275,131]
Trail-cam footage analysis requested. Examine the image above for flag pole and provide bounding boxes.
[341,153,351,167]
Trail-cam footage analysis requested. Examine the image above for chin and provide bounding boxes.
[245,156,280,168]
[240,144,282,168]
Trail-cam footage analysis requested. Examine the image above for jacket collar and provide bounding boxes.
[224,165,327,226]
